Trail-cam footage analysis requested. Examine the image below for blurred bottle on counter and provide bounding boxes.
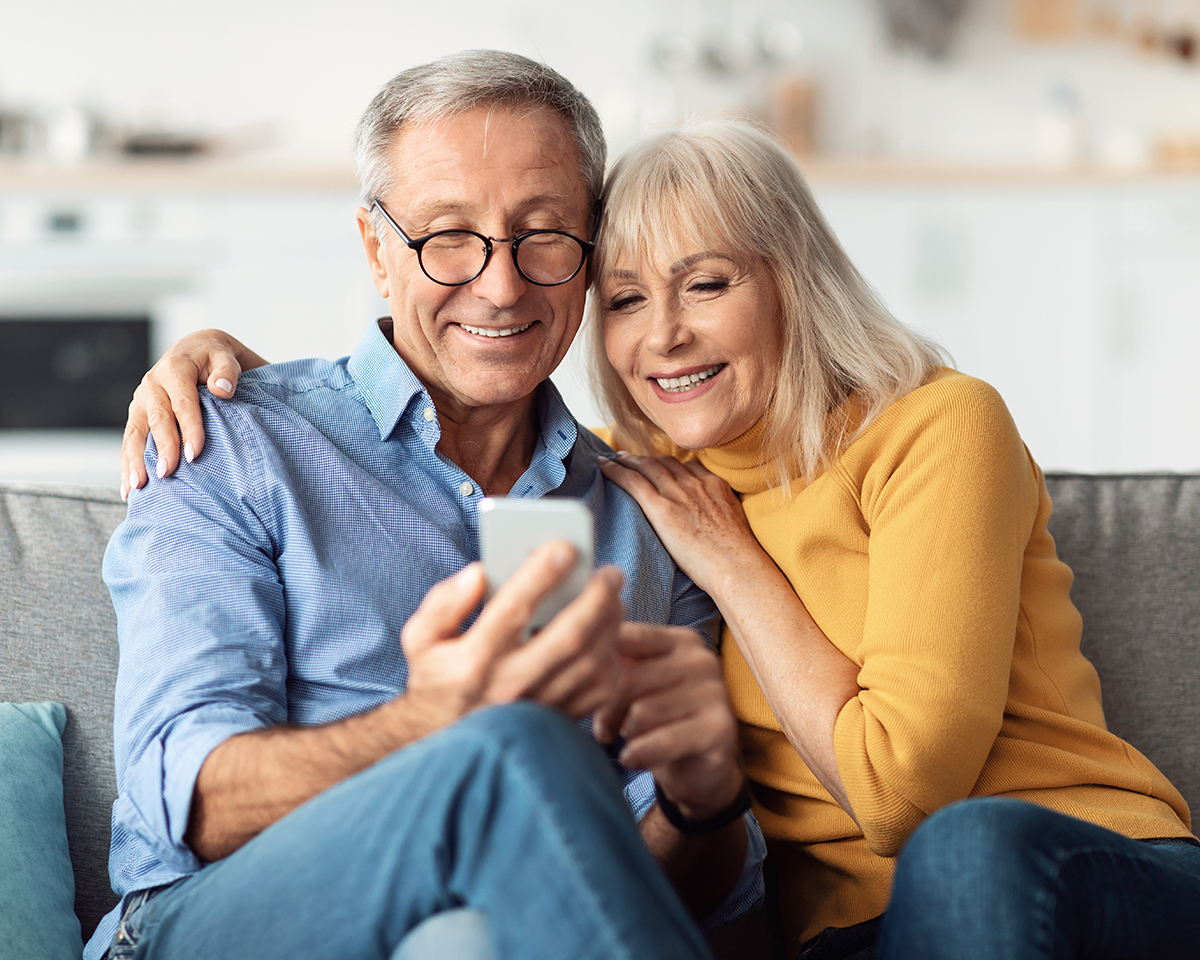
[767,75,819,159]
[46,105,100,164]
[0,99,38,157]
[1014,0,1080,39]
[1035,83,1085,166]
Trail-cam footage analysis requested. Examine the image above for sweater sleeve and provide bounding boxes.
[832,378,1040,856]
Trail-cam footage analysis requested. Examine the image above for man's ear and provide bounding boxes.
[357,206,391,298]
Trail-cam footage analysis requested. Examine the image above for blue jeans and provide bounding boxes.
[108,702,713,960]
[875,797,1200,960]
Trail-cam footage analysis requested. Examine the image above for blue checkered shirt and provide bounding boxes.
[89,319,765,958]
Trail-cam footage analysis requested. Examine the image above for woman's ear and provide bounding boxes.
[356,206,391,298]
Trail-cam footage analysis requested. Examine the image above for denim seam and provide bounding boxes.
[465,724,640,960]
[501,742,637,960]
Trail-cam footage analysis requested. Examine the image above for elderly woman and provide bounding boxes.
[124,120,1198,960]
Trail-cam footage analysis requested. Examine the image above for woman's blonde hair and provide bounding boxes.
[588,118,946,489]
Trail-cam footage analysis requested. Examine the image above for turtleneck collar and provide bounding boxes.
[695,417,776,495]
[693,387,874,496]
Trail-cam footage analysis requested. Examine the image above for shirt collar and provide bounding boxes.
[347,318,427,441]
[518,378,579,497]
[345,318,580,483]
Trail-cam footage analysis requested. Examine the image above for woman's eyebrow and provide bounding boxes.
[670,251,736,274]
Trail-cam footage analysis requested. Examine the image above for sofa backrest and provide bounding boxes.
[0,483,125,939]
[1,475,1197,943]
[1042,473,1200,814]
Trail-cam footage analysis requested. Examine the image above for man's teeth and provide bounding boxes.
[656,364,724,393]
[459,322,533,338]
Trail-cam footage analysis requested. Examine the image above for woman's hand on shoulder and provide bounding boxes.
[121,329,268,500]
[597,451,761,595]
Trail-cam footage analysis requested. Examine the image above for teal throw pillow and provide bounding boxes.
[0,702,84,960]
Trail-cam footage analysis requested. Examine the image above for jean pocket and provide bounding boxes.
[105,886,165,960]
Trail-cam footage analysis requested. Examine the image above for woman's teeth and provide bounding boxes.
[460,322,533,338]
[655,364,724,393]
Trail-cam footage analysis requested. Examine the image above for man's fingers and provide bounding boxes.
[618,709,729,772]
[521,645,620,719]
[469,540,581,655]
[487,564,624,703]
[616,621,681,658]
[401,563,488,657]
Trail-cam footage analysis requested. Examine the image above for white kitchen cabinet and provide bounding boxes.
[812,175,1200,472]
[3,166,1200,483]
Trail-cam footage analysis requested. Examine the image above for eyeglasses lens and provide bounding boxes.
[516,233,584,285]
[419,232,584,286]
[420,233,490,285]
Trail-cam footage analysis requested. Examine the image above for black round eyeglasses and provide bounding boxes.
[370,200,594,287]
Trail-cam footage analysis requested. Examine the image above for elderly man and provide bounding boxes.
[93,51,764,960]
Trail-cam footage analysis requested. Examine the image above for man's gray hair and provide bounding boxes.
[355,50,607,237]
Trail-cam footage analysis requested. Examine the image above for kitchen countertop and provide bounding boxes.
[3,159,1200,193]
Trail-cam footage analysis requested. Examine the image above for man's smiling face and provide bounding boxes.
[358,105,591,418]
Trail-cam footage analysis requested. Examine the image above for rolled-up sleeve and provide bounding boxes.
[105,402,286,874]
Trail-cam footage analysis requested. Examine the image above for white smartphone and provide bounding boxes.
[478,497,594,634]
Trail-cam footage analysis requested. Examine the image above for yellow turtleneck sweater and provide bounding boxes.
[673,369,1192,948]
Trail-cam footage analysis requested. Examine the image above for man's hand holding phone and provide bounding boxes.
[400,528,624,738]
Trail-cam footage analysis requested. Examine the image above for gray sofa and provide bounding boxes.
[1,475,1198,945]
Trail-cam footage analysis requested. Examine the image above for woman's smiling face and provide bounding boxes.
[599,248,783,450]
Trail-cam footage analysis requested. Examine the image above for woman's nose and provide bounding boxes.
[644,302,691,355]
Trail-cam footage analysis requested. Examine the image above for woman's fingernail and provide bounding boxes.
[184,442,195,463]
[156,460,167,479]
[215,378,234,395]
[128,470,139,492]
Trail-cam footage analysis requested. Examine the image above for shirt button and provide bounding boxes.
[459,481,475,497]
[423,407,437,422]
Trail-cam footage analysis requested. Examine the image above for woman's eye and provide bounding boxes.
[607,294,644,311]
[689,278,730,294]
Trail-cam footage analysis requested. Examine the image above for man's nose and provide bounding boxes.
[469,240,527,308]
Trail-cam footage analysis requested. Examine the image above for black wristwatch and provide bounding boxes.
[654,778,753,835]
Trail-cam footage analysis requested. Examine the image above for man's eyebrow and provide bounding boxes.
[406,193,583,227]
[670,251,736,274]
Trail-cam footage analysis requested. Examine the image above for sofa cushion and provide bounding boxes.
[0,483,126,941]
[0,701,84,960]
[1044,474,1200,818]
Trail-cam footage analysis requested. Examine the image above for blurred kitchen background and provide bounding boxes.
[2,0,1199,485]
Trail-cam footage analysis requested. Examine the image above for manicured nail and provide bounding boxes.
[128,470,139,492]
[121,484,128,501]
[184,441,195,463]
[156,459,167,479]
[215,378,234,395]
